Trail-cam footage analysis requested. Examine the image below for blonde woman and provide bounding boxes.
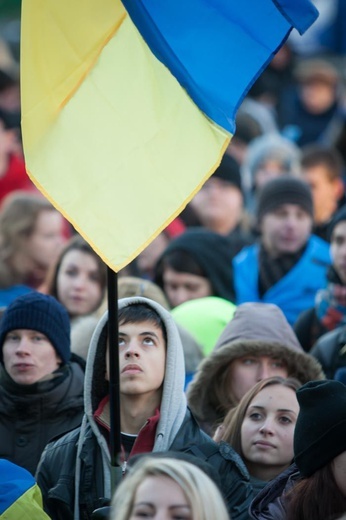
[110,456,231,520]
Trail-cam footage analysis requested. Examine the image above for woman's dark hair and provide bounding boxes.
[45,234,107,305]
[286,463,346,520]
[154,250,207,289]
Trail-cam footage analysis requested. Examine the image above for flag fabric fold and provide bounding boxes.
[122,0,319,132]
[21,0,318,272]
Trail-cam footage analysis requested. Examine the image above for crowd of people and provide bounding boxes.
[1,4,346,519]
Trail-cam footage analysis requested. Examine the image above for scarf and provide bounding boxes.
[258,243,306,297]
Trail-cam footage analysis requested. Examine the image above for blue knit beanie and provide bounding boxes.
[0,292,71,365]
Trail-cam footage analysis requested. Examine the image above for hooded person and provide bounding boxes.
[250,379,346,520]
[187,302,324,435]
[154,227,235,308]
[241,133,301,214]
[0,291,84,475]
[36,297,252,520]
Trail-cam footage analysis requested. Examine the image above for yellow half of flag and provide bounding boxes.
[21,0,230,272]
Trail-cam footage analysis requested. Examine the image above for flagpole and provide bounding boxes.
[107,266,122,491]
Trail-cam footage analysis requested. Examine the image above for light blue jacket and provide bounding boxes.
[233,236,331,325]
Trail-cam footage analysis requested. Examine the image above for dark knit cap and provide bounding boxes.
[213,155,242,193]
[0,292,71,365]
[256,176,313,221]
[294,380,346,477]
[328,205,346,240]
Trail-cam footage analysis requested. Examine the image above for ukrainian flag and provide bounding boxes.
[21,0,318,272]
[0,460,50,519]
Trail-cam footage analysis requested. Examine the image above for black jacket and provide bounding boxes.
[294,307,327,352]
[250,464,299,520]
[37,297,253,520]
[0,358,84,475]
[310,326,346,379]
[36,409,252,520]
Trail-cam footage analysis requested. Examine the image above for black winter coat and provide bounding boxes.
[0,359,84,475]
[36,409,253,520]
[250,464,299,520]
[310,326,346,379]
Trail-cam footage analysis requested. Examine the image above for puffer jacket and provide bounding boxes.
[233,236,330,325]
[0,356,84,475]
[36,297,253,520]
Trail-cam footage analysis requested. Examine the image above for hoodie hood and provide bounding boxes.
[84,296,187,454]
[241,133,301,196]
[154,227,235,302]
[187,303,324,430]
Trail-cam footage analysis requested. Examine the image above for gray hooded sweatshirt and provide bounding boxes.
[36,297,253,520]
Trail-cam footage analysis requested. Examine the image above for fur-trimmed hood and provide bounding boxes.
[187,303,324,432]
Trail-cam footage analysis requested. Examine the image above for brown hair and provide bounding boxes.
[220,376,301,455]
[286,463,346,520]
[45,234,107,309]
[301,145,344,181]
[0,191,54,262]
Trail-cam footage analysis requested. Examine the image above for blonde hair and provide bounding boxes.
[110,457,230,520]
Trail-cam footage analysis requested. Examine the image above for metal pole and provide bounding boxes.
[107,266,122,490]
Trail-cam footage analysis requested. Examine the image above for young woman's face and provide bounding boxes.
[130,475,192,519]
[26,209,65,269]
[57,249,103,317]
[240,384,299,480]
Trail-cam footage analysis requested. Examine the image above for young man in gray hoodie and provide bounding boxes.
[36,297,252,520]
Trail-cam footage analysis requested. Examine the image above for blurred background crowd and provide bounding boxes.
[1,1,346,518]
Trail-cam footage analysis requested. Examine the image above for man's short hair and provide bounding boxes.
[301,145,343,181]
[118,303,167,344]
